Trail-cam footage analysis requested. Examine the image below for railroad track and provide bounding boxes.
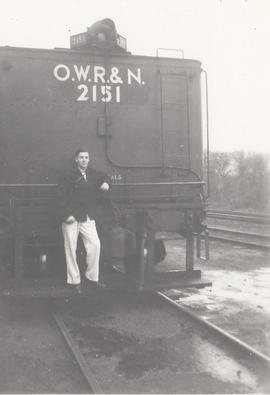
[158,292,270,367]
[205,209,270,250]
[207,210,270,224]
[52,291,269,393]
[160,227,270,250]
[53,312,102,394]
[207,226,270,250]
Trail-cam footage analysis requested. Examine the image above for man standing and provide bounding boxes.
[59,149,110,294]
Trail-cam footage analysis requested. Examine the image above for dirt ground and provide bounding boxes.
[0,236,269,393]
[0,296,90,393]
[61,291,266,394]
[161,237,270,356]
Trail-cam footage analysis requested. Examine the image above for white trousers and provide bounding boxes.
[62,217,101,285]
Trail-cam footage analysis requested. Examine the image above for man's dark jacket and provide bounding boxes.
[58,166,111,223]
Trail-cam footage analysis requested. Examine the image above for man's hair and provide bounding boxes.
[75,148,89,158]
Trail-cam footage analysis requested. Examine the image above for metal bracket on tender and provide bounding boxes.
[196,229,209,261]
[156,48,184,58]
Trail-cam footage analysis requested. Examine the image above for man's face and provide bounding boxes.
[76,152,90,170]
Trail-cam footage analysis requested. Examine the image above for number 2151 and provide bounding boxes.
[77,84,121,103]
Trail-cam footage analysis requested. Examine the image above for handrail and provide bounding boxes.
[201,69,210,198]
[112,182,205,186]
[0,181,205,188]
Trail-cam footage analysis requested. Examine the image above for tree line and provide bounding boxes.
[204,151,270,212]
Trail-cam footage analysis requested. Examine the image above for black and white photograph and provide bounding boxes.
[0,0,269,393]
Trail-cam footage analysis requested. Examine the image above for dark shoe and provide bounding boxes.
[74,284,83,294]
[86,279,106,289]
[95,282,106,289]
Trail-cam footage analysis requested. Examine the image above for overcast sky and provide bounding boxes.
[0,0,269,154]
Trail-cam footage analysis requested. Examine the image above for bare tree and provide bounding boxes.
[205,151,270,211]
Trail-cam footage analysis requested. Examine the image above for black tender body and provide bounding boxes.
[0,21,209,293]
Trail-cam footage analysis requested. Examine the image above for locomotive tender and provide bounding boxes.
[0,19,209,294]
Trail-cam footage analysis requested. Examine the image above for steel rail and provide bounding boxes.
[207,210,270,224]
[208,209,270,219]
[208,234,270,251]
[157,292,270,367]
[53,313,103,394]
[207,213,270,224]
[207,226,270,240]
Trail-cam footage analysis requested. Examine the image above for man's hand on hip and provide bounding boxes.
[100,182,109,191]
